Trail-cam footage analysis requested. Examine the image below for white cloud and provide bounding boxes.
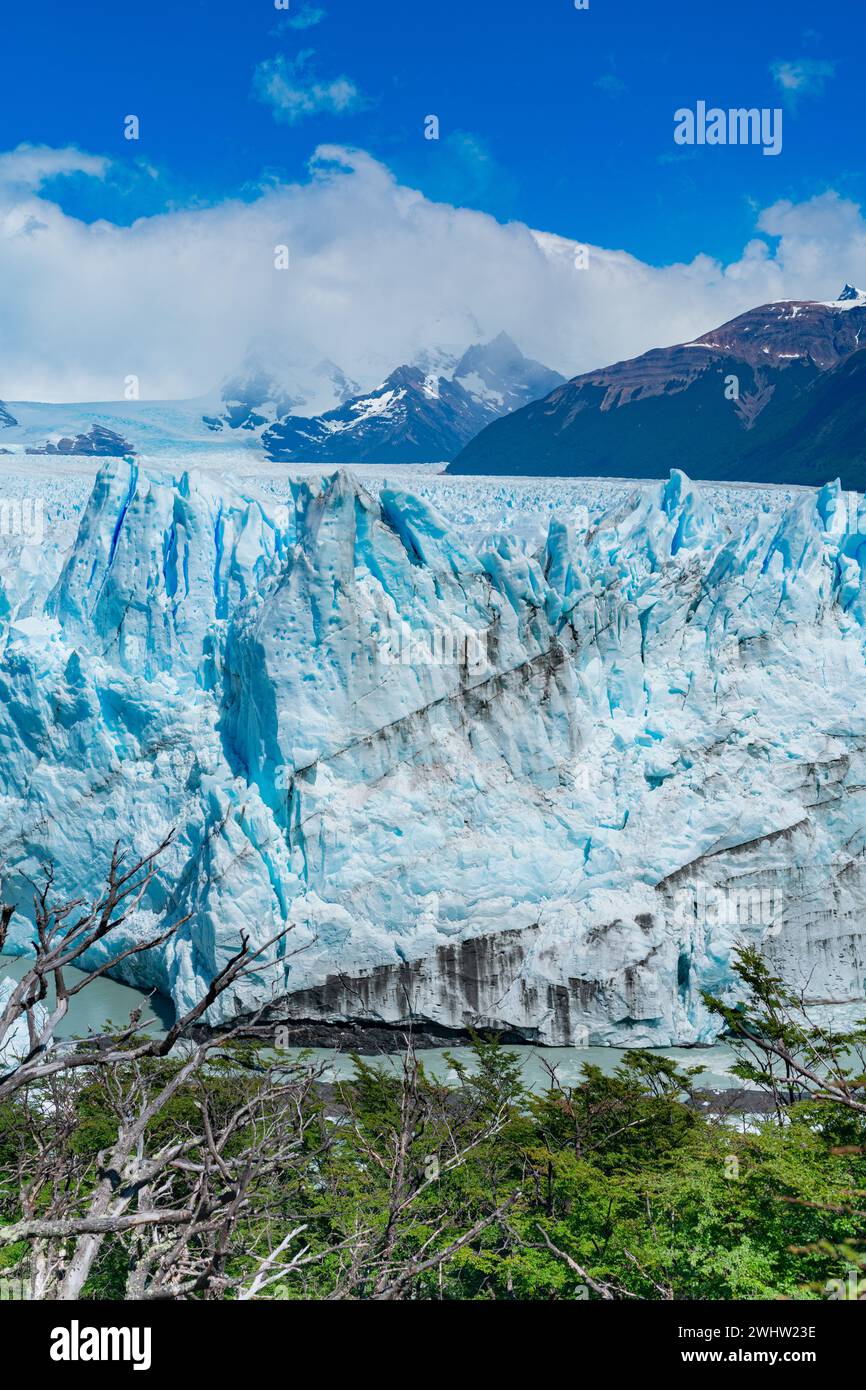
[771,58,835,105]
[252,50,366,125]
[0,144,108,191]
[284,3,326,29]
[1,142,866,402]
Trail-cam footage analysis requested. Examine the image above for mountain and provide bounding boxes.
[262,333,565,463]
[0,362,359,459]
[202,353,361,435]
[0,336,560,463]
[449,286,866,487]
[449,330,566,415]
[2,461,866,1043]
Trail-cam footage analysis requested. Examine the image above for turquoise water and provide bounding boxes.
[0,954,742,1090]
[281,1042,742,1091]
[0,954,173,1038]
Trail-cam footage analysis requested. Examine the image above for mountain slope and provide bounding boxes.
[0,396,232,457]
[0,362,361,458]
[739,345,866,485]
[262,365,485,464]
[202,353,361,435]
[449,287,866,486]
[262,333,564,463]
[0,335,562,464]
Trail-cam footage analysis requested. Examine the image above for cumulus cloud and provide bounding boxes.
[0,144,108,192]
[252,50,366,125]
[1,141,866,402]
[771,58,835,106]
[755,191,866,286]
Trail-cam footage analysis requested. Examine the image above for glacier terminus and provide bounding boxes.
[1,459,866,1046]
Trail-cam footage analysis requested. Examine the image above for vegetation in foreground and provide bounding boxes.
[1,843,865,1300]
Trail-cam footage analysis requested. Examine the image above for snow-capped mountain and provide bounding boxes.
[450,286,866,486]
[262,333,565,463]
[202,353,361,435]
[0,363,360,460]
[452,331,567,415]
[261,364,486,464]
[2,460,866,1044]
[0,335,560,464]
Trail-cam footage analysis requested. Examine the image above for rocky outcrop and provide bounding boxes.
[26,424,135,457]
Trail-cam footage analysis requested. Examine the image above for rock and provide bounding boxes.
[26,425,135,457]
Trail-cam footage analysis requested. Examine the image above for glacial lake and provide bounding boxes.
[0,954,744,1091]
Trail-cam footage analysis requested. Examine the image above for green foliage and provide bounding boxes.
[702,945,866,1106]
[1,985,865,1299]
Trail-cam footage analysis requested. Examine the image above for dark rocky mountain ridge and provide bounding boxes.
[449,287,866,488]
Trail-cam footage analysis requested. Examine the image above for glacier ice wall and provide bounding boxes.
[2,460,866,1044]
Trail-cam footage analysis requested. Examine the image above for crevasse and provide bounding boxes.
[1,460,866,1044]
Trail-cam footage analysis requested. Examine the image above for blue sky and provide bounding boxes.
[2,0,865,401]
[2,0,858,265]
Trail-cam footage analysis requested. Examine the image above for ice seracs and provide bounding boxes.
[1,461,866,1045]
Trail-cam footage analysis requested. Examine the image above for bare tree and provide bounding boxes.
[0,833,256,1100]
[0,835,331,1299]
[313,1041,521,1300]
[0,841,526,1301]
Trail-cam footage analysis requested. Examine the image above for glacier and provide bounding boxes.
[1,458,866,1045]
